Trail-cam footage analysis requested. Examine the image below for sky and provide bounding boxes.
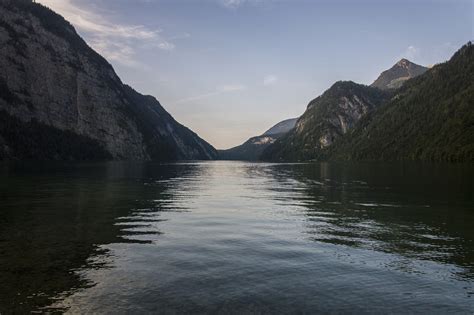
[36,0,473,149]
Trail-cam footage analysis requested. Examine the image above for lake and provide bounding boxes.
[0,161,473,313]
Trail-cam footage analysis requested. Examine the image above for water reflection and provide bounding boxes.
[265,162,474,278]
[0,162,194,313]
[0,161,472,313]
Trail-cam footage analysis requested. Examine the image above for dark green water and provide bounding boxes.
[0,161,473,314]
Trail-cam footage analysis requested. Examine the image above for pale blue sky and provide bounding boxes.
[37,0,473,149]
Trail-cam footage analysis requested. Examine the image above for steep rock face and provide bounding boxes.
[218,118,297,160]
[261,82,389,161]
[0,0,217,160]
[371,58,428,90]
[330,42,474,162]
[123,86,217,160]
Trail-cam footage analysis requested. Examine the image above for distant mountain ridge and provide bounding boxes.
[0,0,217,160]
[262,42,473,162]
[221,58,433,162]
[371,58,428,90]
[263,118,298,135]
[219,118,297,160]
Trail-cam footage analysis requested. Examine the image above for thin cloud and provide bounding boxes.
[169,33,192,41]
[218,0,272,9]
[263,75,278,86]
[401,45,420,61]
[174,84,246,104]
[220,0,246,9]
[219,84,247,92]
[36,0,176,67]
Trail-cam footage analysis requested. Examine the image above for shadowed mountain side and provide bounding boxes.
[0,0,217,161]
[263,118,298,136]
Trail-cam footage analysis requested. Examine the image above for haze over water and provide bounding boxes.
[0,161,473,313]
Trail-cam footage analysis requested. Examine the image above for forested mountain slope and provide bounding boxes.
[329,42,474,162]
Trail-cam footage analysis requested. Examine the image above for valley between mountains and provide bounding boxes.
[0,0,472,162]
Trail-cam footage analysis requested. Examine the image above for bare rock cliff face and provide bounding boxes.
[261,81,389,161]
[0,0,217,160]
[296,81,389,148]
[371,58,428,90]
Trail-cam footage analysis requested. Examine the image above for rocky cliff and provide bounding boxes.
[261,82,389,161]
[0,0,217,160]
[371,58,428,90]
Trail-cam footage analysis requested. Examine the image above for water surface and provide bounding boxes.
[0,161,473,313]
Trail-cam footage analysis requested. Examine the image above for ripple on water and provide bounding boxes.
[0,161,472,313]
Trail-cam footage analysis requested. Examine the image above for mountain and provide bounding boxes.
[0,0,217,160]
[261,82,389,161]
[329,42,474,162]
[371,58,428,90]
[263,118,298,136]
[218,118,297,160]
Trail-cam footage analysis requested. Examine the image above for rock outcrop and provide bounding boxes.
[371,58,428,90]
[261,82,389,161]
